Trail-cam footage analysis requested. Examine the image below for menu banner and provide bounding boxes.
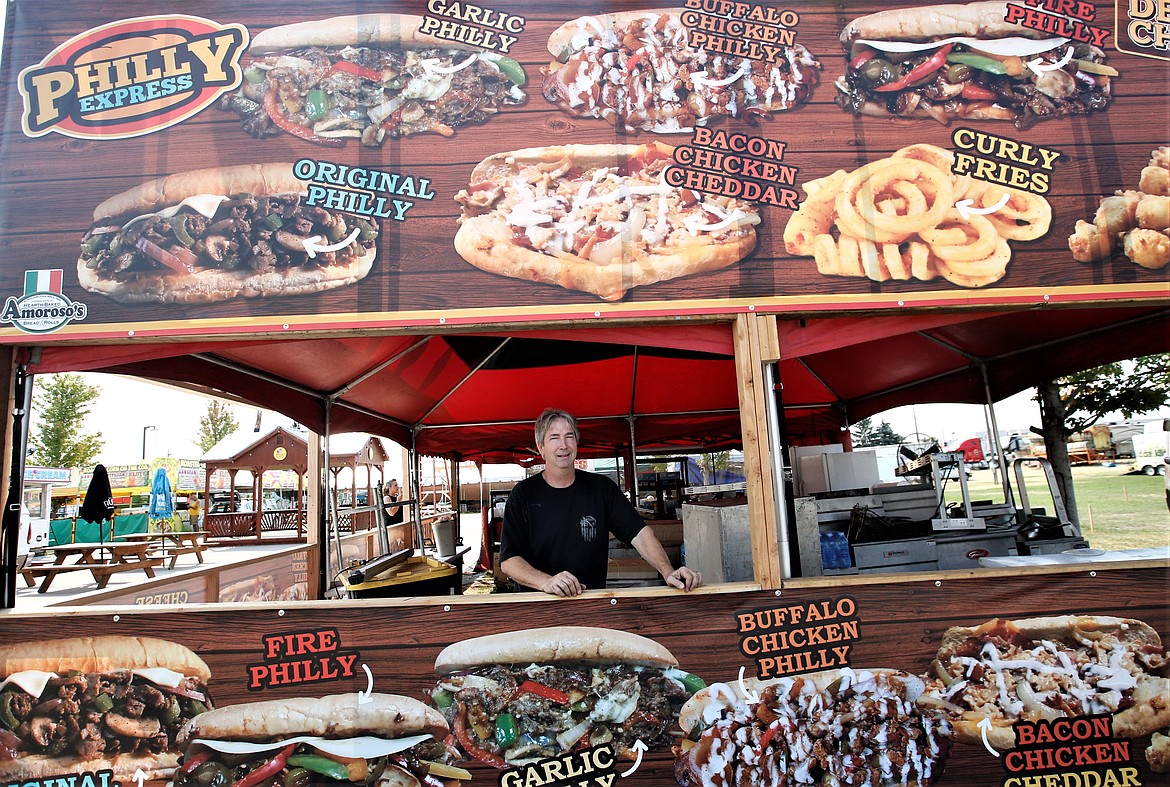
[0,566,1166,786]
[0,0,1166,342]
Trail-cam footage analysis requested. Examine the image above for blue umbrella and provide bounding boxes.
[149,468,174,524]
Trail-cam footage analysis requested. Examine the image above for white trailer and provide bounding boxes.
[1130,419,1169,475]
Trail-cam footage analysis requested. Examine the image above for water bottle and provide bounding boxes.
[820,531,840,570]
[833,531,852,569]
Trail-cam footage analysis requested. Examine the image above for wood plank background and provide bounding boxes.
[0,0,1166,338]
[2,564,1168,785]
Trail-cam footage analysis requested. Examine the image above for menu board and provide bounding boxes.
[0,565,1168,786]
[0,0,1166,342]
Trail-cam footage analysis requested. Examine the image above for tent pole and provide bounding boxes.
[980,363,1015,509]
[763,361,793,579]
[410,434,422,552]
[627,348,640,500]
[1,361,32,610]
[628,417,640,500]
[324,403,344,591]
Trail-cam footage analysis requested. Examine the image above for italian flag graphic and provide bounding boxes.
[24,269,63,295]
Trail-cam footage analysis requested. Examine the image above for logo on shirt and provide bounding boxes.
[579,515,599,542]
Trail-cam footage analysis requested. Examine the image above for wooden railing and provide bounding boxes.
[204,505,372,543]
[336,506,379,533]
[260,509,307,533]
[205,512,256,538]
[205,509,307,541]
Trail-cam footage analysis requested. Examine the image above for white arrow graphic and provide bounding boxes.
[358,664,374,704]
[1026,46,1074,76]
[977,717,1001,757]
[420,53,478,78]
[620,740,648,776]
[132,768,149,787]
[737,665,760,704]
[691,65,749,90]
[303,227,361,259]
[956,191,1011,220]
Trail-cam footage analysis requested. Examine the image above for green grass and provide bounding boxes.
[945,464,1169,551]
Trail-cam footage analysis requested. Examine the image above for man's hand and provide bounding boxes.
[631,528,703,592]
[541,571,586,597]
[500,556,586,597]
[665,566,703,591]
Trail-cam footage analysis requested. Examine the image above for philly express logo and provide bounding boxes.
[1,270,87,334]
[20,15,247,140]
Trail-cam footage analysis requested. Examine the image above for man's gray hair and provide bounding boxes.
[535,408,579,446]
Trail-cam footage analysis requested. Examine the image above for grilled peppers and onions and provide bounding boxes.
[221,46,526,145]
[0,669,212,766]
[432,665,705,766]
[174,737,469,787]
[80,194,379,285]
[836,39,1114,129]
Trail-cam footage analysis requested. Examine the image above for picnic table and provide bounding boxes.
[115,530,208,568]
[20,541,164,593]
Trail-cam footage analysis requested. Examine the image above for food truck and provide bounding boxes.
[0,1,1167,785]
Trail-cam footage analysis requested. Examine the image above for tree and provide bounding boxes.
[1033,353,1169,527]
[703,450,733,483]
[196,400,240,453]
[1051,354,1169,435]
[851,417,875,446]
[852,418,904,447]
[28,373,104,468]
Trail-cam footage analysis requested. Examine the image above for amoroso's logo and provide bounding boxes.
[20,15,248,140]
[1,270,88,334]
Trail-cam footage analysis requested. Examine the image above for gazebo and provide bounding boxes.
[201,426,309,544]
[328,433,393,535]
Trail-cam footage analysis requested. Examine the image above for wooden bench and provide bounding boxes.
[20,558,164,593]
[117,531,208,569]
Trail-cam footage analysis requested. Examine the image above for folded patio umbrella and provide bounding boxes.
[79,464,115,544]
[149,467,174,521]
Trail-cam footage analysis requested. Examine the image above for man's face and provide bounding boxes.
[538,417,578,470]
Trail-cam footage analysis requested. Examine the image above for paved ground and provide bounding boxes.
[10,542,289,610]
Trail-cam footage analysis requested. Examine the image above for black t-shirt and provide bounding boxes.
[383,493,403,526]
[499,470,646,591]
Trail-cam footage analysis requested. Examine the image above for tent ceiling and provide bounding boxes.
[23,304,1168,460]
[775,304,1169,434]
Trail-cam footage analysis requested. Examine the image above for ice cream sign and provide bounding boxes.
[19,15,247,139]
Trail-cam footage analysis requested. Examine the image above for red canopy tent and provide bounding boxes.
[23,304,1168,460]
[773,304,1169,439]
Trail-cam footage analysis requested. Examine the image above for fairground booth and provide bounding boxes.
[0,2,1167,786]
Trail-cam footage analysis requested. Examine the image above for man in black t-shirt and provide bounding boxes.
[499,408,703,597]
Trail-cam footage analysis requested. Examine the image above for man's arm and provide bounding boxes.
[630,527,703,591]
[500,555,586,597]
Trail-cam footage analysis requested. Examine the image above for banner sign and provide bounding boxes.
[178,459,205,491]
[0,0,1165,342]
[23,466,72,483]
[0,566,1166,785]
